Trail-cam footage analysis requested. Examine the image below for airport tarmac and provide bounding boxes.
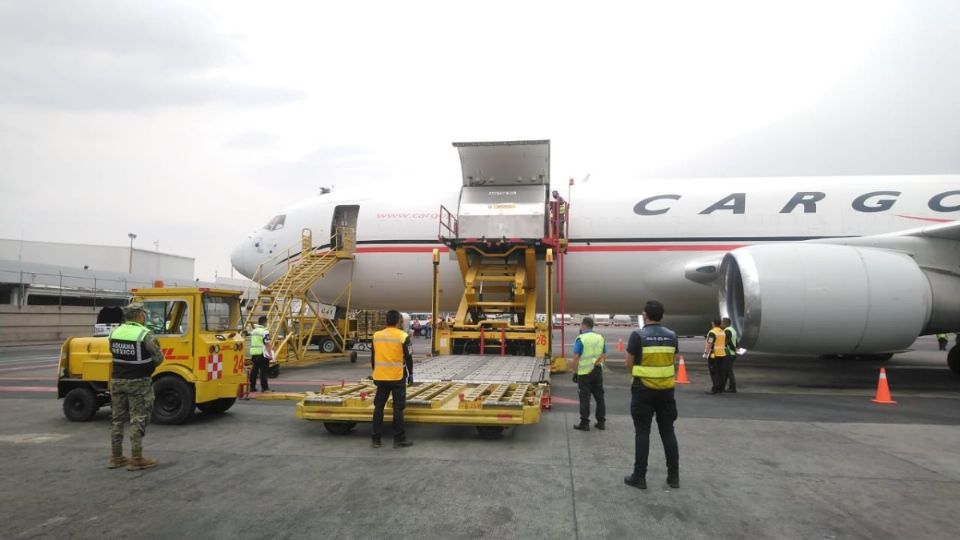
[1,329,959,539]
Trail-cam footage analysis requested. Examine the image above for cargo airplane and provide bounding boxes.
[231,141,960,375]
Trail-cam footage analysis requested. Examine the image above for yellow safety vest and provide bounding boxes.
[632,341,676,390]
[250,325,267,355]
[372,327,407,381]
[709,327,726,358]
[725,326,738,356]
[576,332,605,375]
[109,322,152,365]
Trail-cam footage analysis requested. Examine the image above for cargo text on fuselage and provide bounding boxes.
[633,191,960,215]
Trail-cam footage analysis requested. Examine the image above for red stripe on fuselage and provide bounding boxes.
[567,244,745,252]
[895,214,954,223]
[286,243,753,260]
[349,244,744,254]
[355,246,451,254]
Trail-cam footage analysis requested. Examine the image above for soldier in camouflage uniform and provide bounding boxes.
[108,302,163,471]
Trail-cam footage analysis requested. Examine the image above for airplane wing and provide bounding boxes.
[820,220,960,276]
[902,220,960,241]
[683,220,960,285]
[856,219,960,241]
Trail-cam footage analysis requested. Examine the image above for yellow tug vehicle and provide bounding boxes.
[58,287,248,425]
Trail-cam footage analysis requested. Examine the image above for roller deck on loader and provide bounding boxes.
[292,140,568,438]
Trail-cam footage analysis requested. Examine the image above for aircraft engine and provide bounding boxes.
[719,244,932,354]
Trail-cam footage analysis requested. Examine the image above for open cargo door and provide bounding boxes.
[453,140,550,240]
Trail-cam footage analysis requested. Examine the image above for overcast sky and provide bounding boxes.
[1,0,958,279]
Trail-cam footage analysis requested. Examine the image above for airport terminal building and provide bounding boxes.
[0,239,241,344]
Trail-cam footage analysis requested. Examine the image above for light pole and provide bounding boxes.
[128,233,137,273]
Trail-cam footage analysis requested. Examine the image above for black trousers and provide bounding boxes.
[725,355,737,391]
[939,338,948,351]
[372,380,407,441]
[577,368,606,423]
[708,356,732,392]
[630,384,679,478]
[249,355,269,391]
[708,357,723,392]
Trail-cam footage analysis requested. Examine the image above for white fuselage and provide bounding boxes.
[231,175,959,335]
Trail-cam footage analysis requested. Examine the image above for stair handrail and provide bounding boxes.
[438,205,458,241]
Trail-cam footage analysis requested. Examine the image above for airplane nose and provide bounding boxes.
[230,241,248,277]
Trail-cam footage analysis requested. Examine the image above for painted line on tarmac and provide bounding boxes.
[0,358,59,367]
[0,376,363,386]
[0,386,55,393]
[0,363,58,374]
[0,353,57,358]
[267,380,342,386]
[551,396,579,405]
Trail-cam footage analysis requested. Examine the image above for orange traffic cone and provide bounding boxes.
[675,355,690,384]
[871,367,896,404]
[617,338,624,352]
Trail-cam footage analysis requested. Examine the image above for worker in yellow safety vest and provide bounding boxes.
[248,316,273,393]
[937,333,948,351]
[703,319,727,395]
[370,310,414,449]
[572,317,607,431]
[624,300,680,490]
[722,317,739,393]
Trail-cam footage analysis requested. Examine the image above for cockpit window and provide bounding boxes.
[262,215,286,231]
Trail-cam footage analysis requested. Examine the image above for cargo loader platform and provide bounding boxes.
[295,355,550,437]
[290,140,562,439]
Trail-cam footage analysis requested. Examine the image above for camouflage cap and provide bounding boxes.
[123,301,146,318]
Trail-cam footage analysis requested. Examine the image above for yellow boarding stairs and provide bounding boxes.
[243,227,355,369]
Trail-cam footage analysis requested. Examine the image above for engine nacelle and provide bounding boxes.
[719,244,932,354]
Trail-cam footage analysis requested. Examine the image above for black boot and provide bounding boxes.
[666,474,680,489]
[573,421,590,431]
[624,474,646,490]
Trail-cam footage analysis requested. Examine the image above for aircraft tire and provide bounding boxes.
[948,346,960,378]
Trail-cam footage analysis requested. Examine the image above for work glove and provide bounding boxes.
[407,375,414,385]
[572,373,578,383]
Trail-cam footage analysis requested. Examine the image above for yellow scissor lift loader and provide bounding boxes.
[295,140,562,439]
[244,227,358,377]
